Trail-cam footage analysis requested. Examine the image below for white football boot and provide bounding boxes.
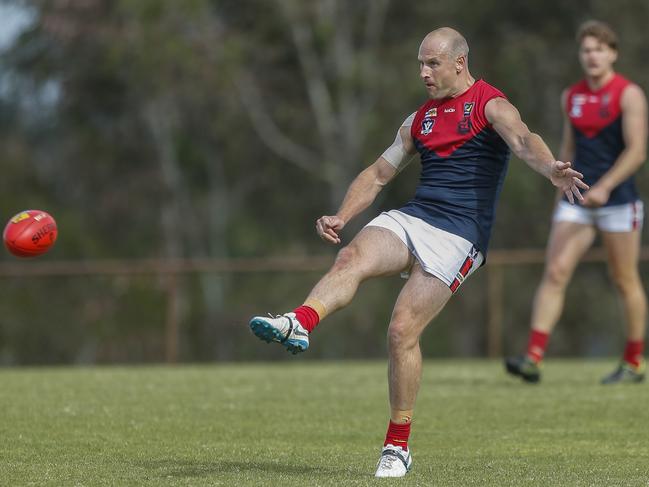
[249,312,309,354]
[375,444,412,478]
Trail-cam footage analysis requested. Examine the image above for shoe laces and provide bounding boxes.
[378,447,407,470]
[378,453,398,470]
[265,312,292,340]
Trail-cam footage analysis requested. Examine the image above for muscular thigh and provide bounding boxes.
[544,221,596,275]
[345,226,414,278]
[601,229,641,278]
[390,262,452,337]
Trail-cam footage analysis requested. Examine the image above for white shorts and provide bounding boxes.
[553,200,644,232]
[365,210,484,293]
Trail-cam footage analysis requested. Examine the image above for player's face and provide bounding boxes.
[578,36,617,78]
[418,40,458,99]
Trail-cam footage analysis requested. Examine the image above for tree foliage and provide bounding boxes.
[1,0,648,363]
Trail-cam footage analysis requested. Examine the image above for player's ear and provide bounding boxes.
[455,55,465,74]
[610,48,618,64]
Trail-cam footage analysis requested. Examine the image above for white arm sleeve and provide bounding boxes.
[381,112,416,172]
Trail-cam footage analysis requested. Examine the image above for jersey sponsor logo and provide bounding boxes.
[444,107,455,113]
[420,118,435,135]
[425,107,438,118]
[572,94,587,105]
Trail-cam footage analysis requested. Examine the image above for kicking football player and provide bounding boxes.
[506,20,647,385]
[250,27,587,477]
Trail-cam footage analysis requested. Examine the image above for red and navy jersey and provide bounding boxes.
[566,73,637,206]
[400,79,510,255]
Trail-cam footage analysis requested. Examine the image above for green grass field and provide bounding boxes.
[2,360,649,486]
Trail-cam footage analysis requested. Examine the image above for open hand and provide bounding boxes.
[550,161,589,204]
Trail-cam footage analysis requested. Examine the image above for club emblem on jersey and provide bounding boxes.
[420,118,435,135]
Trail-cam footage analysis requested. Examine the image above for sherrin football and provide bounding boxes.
[3,210,58,258]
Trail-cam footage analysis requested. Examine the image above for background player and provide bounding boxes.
[506,20,648,384]
[249,28,586,477]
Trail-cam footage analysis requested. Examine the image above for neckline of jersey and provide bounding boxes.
[583,72,618,94]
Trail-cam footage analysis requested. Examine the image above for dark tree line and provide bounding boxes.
[1,0,648,363]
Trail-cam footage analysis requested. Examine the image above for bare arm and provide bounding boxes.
[485,97,588,203]
[582,84,648,207]
[315,116,417,244]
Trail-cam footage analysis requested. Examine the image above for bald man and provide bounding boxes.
[249,28,588,478]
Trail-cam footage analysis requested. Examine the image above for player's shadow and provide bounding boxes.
[137,458,366,479]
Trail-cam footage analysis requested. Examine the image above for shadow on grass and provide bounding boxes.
[136,458,367,479]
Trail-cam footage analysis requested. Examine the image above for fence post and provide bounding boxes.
[165,272,179,363]
[486,264,504,357]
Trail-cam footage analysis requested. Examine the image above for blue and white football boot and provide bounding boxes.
[249,312,309,354]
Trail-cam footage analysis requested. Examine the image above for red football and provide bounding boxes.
[3,210,58,258]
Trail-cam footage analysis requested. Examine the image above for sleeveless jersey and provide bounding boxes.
[565,73,637,205]
[400,79,510,255]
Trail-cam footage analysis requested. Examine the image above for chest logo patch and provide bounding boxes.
[420,118,435,135]
[457,102,474,134]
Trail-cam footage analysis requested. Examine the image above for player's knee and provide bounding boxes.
[543,262,571,289]
[387,318,418,352]
[609,268,642,295]
[333,245,359,271]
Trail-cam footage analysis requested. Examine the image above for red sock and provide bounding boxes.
[384,420,411,450]
[623,340,644,367]
[526,329,550,363]
[292,305,320,333]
